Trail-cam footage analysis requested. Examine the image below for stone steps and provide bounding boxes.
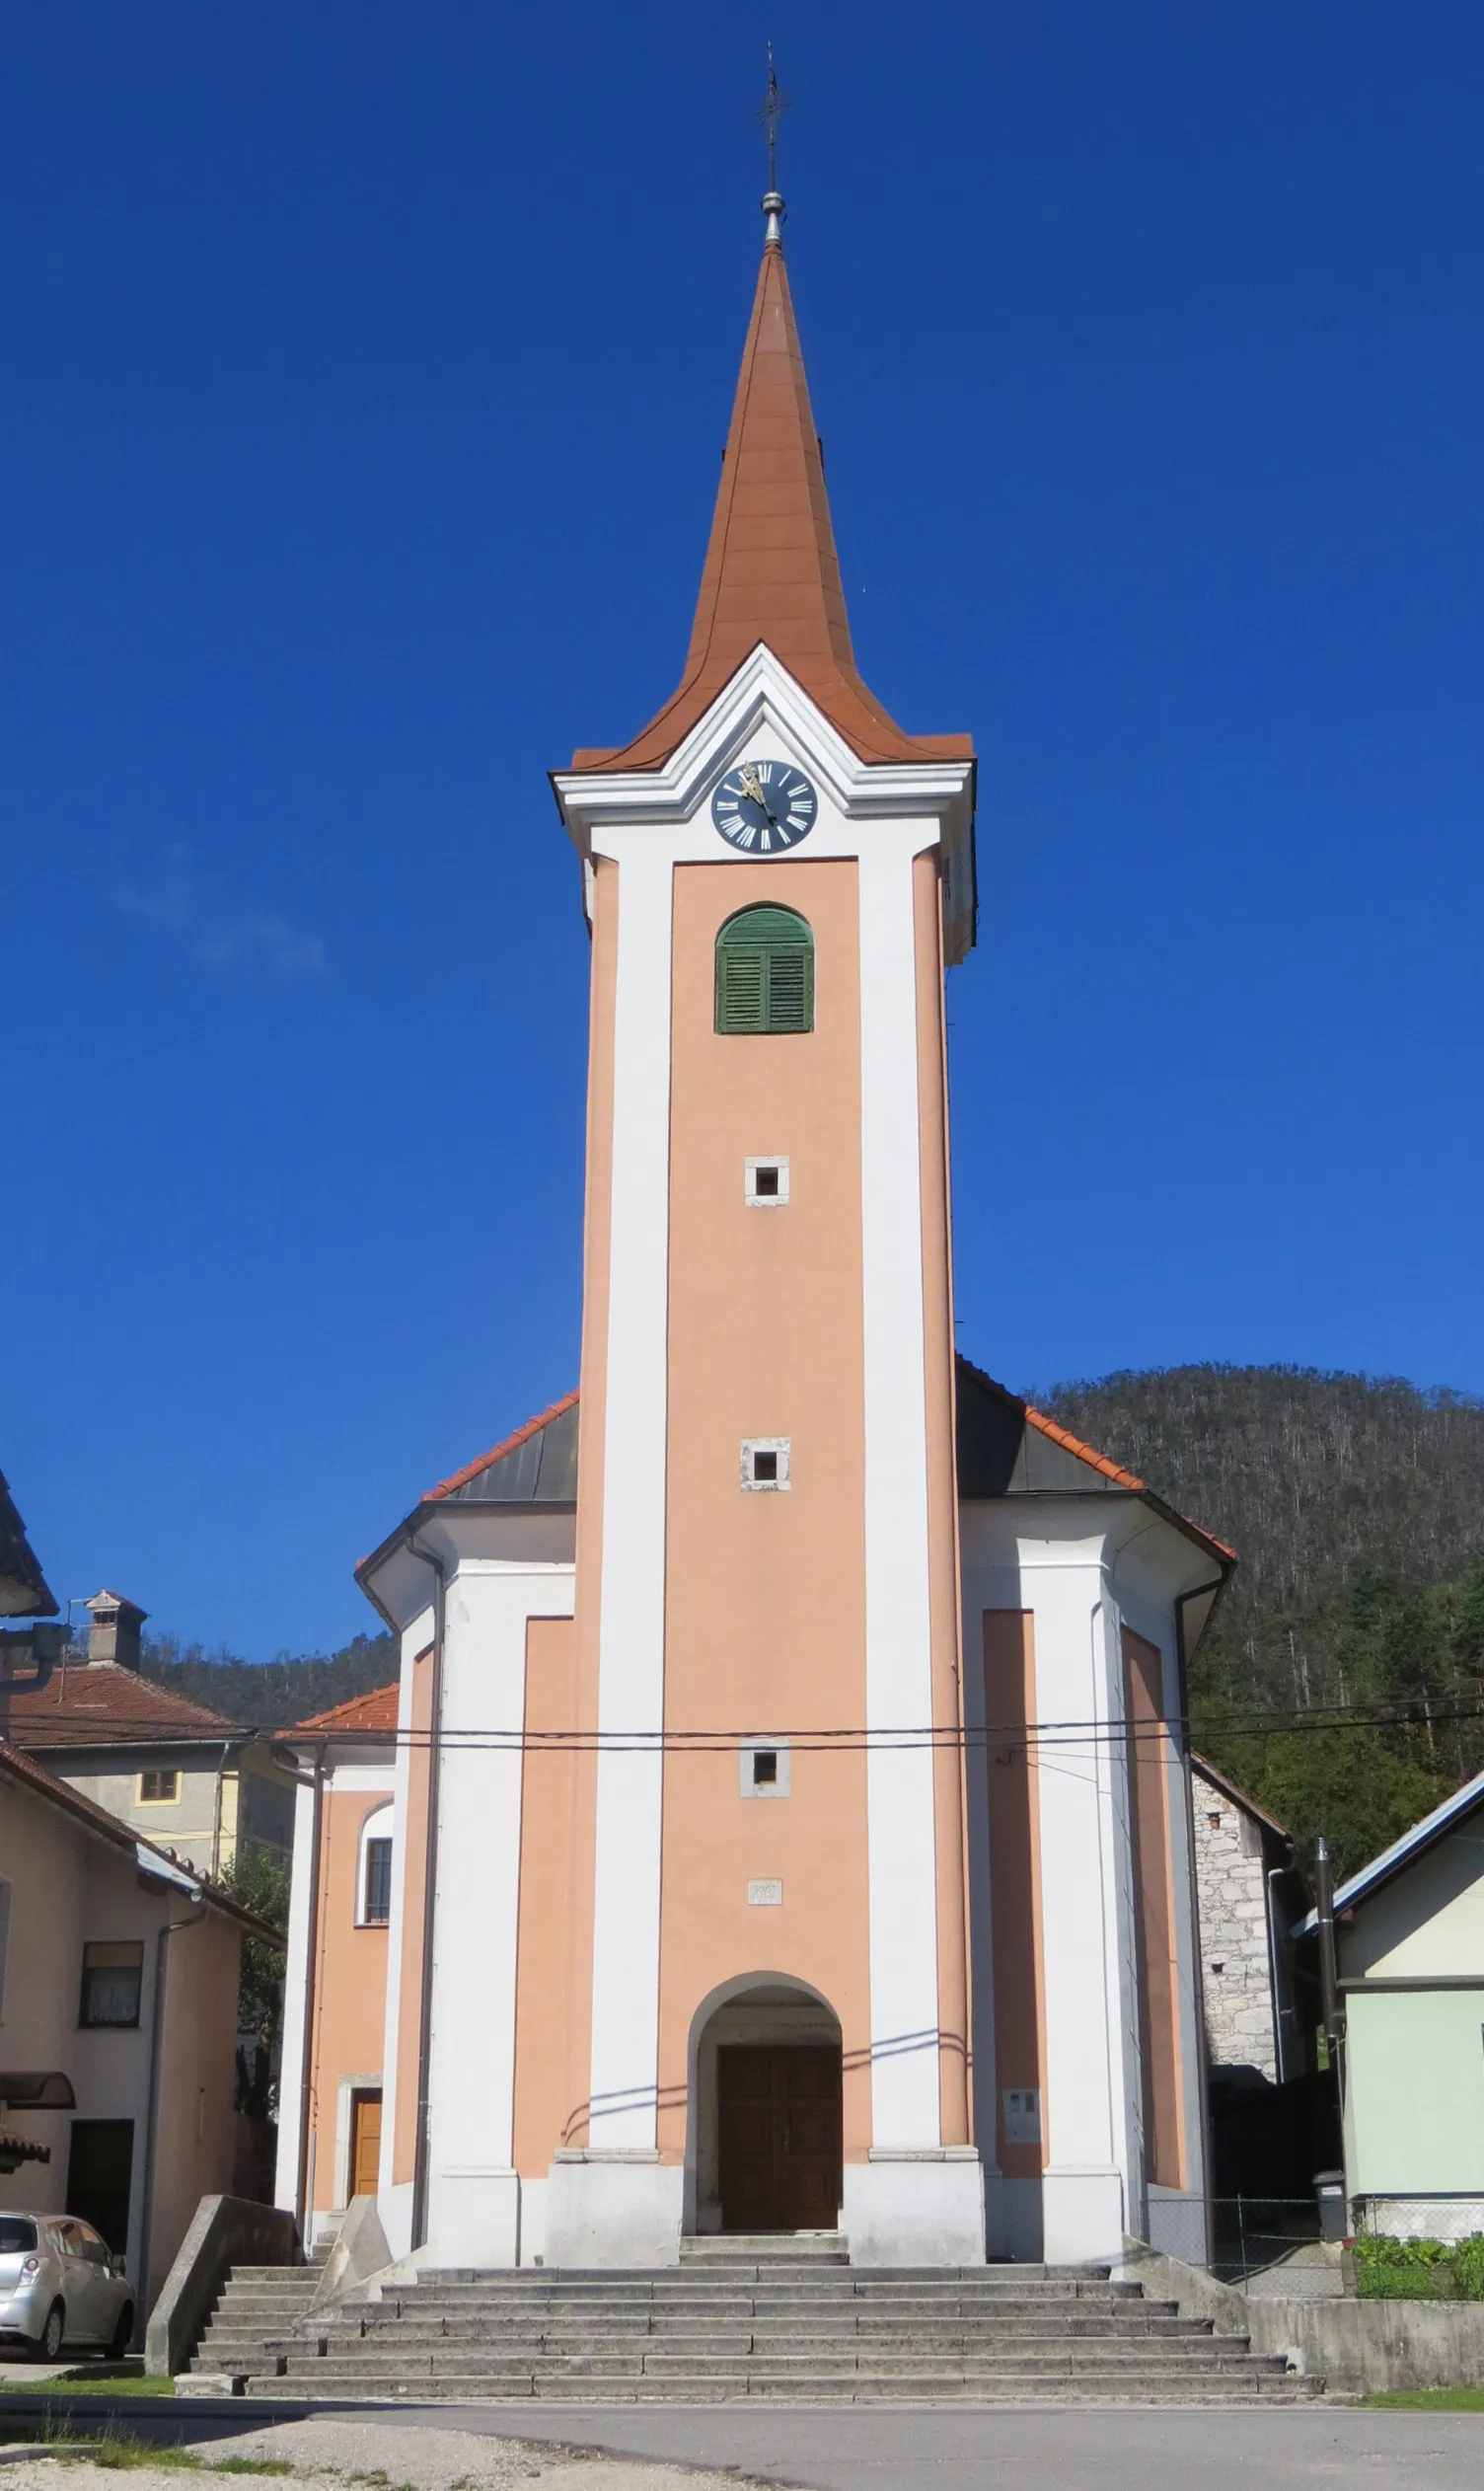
[194,2256,1324,2405]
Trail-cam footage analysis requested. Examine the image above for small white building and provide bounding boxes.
[1301,1771,1484,2240]
[0,1739,263,2321]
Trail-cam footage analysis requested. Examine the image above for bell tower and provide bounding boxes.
[551,190,981,2265]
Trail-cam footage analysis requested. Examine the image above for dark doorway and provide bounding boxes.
[66,2120,134,2255]
[717,2044,841,2231]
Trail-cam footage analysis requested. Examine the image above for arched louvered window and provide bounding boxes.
[714,905,815,1035]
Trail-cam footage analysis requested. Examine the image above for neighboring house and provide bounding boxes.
[1300,1770,1484,2240]
[3,1591,296,1876]
[1193,1756,1307,2084]
[0,1737,269,2320]
[271,1686,397,2247]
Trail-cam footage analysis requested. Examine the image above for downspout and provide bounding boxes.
[210,1740,232,1880]
[134,1890,207,2344]
[408,1536,448,2254]
[293,1743,328,2244]
[1175,1577,1225,2272]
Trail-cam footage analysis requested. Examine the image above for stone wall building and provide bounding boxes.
[1193,1756,1305,2083]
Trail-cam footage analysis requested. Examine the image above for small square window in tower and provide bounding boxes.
[740,1437,790,1491]
[744,1156,789,1207]
[740,1740,791,1798]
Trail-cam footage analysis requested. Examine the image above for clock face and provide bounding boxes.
[711,758,818,853]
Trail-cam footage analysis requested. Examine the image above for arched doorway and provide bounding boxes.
[688,1978,843,2235]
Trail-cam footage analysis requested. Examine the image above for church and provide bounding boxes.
[274,189,1232,2276]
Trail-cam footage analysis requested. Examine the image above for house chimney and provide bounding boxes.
[84,1589,147,1672]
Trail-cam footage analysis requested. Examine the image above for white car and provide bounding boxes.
[0,2215,134,2361]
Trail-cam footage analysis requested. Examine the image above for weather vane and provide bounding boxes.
[757,43,791,199]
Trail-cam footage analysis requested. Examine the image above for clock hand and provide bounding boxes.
[737,766,779,823]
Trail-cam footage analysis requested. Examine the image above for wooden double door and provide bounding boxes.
[717,2045,842,2232]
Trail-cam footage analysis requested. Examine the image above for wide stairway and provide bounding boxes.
[193,2236,1322,2403]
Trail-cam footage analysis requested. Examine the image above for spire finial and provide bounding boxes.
[757,43,789,244]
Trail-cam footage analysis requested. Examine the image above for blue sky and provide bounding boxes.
[5,2,1481,1660]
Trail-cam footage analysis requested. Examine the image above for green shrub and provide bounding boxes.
[1354,2232,1484,2300]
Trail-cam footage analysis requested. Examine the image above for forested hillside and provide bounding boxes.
[1041,1366,1484,1875]
[140,1630,396,1726]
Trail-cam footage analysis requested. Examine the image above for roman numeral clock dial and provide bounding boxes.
[711,759,818,853]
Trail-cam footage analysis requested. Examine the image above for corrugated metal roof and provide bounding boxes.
[429,1393,579,1508]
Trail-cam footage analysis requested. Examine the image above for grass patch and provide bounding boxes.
[1370,2386,1484,2410]
[33,2440,296,2474]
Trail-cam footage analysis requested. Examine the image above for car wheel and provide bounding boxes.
[108,2304,134,2360]
[35,2302,64,2363]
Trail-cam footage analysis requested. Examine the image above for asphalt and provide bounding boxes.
[4,2395,1484,2491]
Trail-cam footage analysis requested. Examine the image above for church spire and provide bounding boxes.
[570,194,972,773]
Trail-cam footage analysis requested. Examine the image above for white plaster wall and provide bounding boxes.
[273,1774,317,2212]
[1343,1830,1484,1981]
[857,825,945,2151]
[958,1501,1221,2264]
[585,834,673,2152]
[426,1560,574,2265]
[377,1604,432,2229]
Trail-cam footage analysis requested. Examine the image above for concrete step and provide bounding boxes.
[207,2259,1323,2408]
[297,2313,1216,2344]
[246,2372,1323,2405]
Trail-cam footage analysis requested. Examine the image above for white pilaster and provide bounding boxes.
[377,1605,432,2258]
[587,841,674,2148]
[273,1775,318,2215]
[425,1562,573,2264]
[858,827,942,2150]
[1024,1542,1128,2261]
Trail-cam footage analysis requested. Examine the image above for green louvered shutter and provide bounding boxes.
[714,906,814,1035]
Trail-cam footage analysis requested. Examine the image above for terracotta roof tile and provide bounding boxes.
[4,1659,243,1750]
[571,239,972,774]
[296,1682,399,1733]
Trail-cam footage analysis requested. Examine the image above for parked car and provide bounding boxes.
[0,2215,133,2360]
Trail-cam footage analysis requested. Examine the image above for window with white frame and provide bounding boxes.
[740,1437,790,1491]
[356,1804,395,1927]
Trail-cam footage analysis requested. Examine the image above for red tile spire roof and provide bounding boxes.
[571,215,972,774]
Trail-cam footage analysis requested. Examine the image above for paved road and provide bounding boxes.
[391,2402,1484,2489]
[172,2398,1484,2491]
[8,2393,1484,2491]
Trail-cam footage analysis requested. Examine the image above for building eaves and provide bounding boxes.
[0,1471,56,1620]
[355,1392,579,1597]
[0,1742,275,1942]
[954,1356,1237,1571]
[1296,1768,1484,1936]
[1192,1750,1295,1845]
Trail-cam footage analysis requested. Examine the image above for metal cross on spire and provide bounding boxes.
[757,43,791,239]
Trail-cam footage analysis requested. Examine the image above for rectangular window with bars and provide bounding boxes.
[362,1837,393,1926]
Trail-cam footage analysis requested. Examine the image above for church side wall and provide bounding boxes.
[308,1779,393,2215]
